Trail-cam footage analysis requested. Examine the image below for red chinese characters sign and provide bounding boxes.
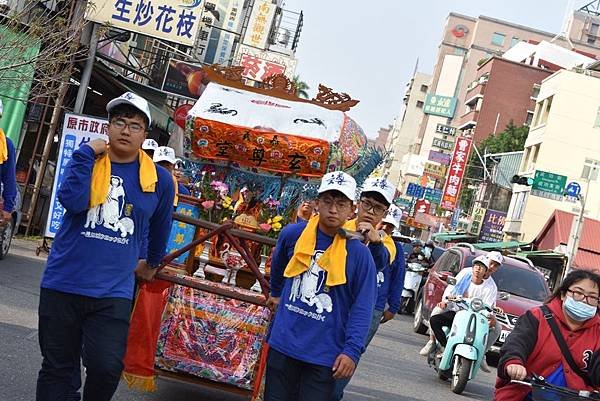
[191,118,329,177]
[240,54,286,82]
[441,136,473,211]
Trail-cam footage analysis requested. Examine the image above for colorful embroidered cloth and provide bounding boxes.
[155,284,271,390]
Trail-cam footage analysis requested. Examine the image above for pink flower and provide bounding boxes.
[259,223,271,232]
[201,200,215,210]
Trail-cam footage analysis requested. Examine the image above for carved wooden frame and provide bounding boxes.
[203,64,359,111]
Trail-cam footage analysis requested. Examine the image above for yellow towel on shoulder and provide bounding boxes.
[283,215,348,286]
[343,218,396,264]
[172,174,179,207]
[89,150,157,209]
[0,128,8,164]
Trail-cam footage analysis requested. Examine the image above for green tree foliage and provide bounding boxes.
[292,75,310,99]
[459,121,529,211]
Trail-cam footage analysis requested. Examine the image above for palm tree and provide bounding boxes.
[292,75,310,99]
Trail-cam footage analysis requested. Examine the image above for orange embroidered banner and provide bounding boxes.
[191,118,330,177]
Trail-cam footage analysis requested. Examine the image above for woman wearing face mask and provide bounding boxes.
[495,270,600,400]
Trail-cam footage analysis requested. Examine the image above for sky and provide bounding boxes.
[281,0,575,138]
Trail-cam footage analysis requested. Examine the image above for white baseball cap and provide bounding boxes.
[153,146,177,164]
[361,177,396,205]
[382,204,402,229]
[488,251,505,265]
[106,92,152,126]
[142,138,158,150]
[473,255,490,270]
[318,171,357,202]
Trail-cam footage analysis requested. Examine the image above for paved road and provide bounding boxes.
[0,241,496,400]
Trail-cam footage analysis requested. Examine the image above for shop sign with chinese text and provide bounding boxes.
[423,94,458,118]
[429,150,452,165]
[46,113,109,238]
[242,0,276,49]
[469,206,486,236]
[432,137,454,151]
[85,0,202,46]
[441,136,473,210]
[436,123,456,136]
[234,44,297,82]
[424,162,447,178]
[479,209,507,242]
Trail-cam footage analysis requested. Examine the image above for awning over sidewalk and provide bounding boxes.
[533,209,600,272]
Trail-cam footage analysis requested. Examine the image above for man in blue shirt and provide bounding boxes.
[0,99,18,226]
[36,92,174,401]
[265,171,377,401]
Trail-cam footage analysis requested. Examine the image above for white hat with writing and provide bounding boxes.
[382,204,402,229]
[318,171,357,202]
[153,146,177,164]
[142,138,158,150]
[106,92,152,126]
[361,177,396,205]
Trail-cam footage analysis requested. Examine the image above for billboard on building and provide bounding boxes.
[46,114,109,238]
[161,58,206,99]
[85,0,202,46]
[429,150,451,165]
[441,136,473,210]
[242,0,276,49]
[234,44,297,82]
[423,94,457,118]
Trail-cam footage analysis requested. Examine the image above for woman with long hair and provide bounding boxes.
[495,270,600,400]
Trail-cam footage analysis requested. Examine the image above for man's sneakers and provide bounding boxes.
[419,339,435,356]
[480,357,492,373]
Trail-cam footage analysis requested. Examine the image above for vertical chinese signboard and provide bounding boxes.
[85,0,202,46]
[242,0,276,49]
[45,113,109,238]
[441,136,473,211]
[469,206,486,236]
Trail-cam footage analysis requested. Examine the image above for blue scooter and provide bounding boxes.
[427,296,492,394]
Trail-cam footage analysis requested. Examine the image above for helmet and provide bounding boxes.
[472,255,490,270]
[488,251,505,265]
[425,240,435,248]
[411,239,423,247]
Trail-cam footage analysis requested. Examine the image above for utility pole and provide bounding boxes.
[74,23,99,114]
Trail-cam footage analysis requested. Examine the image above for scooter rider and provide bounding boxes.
[407,240,429,267]
[429,256,497,357]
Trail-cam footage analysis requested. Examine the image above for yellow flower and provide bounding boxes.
[272,222,282,231]
[222,196,232,208]
[272,215,283,223]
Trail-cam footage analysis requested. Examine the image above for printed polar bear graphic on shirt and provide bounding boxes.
[289,251,333,314]
[84,175,135,238]
[377,271,385,288]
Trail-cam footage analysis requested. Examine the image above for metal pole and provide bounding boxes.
[565,178,591,275]
[74,23,99,114]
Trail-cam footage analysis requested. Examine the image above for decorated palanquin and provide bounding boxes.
[122,66,384,400]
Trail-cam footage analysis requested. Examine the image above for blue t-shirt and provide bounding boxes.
[268,221,377,367]
[41,145,174,299]
[375,241,406,313]
[1,137,17,212]
[178,182,191,196]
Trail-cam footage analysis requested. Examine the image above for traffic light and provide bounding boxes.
[511,175,534,186]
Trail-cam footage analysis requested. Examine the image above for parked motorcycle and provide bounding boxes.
[427,297,492,395]
[400,261,429,314]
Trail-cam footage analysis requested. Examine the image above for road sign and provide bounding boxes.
[531,170,567,200]
[565,182,582,197]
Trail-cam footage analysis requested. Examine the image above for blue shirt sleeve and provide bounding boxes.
[342,245,377,364]
[178,183,191,196]
[368,242,390,272]
[57,144,95,214]
[387,243,406,314]
[1,138,17,212]
[146,166,175,266]
[269,224,293,297]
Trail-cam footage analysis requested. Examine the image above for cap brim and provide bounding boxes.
[153,155,176,164]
